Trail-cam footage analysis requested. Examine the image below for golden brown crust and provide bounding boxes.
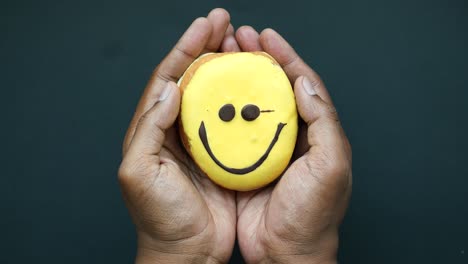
[178,117,191,157]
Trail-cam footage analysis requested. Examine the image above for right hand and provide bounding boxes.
[232,27,352,264]
[118,9,241,264]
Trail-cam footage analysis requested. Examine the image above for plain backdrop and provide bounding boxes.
[2,0,467,263]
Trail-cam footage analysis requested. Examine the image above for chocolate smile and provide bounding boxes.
[198,121,286,175]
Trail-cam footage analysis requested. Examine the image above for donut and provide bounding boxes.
[178,52,298,191]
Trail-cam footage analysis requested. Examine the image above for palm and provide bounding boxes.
[121,124,236,262]
[155,126,236,258]
[236,156,310,262]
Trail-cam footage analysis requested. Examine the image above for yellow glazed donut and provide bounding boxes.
[178,52,298,191]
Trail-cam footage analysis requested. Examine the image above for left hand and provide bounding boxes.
[119,9,242,264]
[228,26,352,264]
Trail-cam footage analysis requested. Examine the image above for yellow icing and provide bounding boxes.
[180,52,298,191]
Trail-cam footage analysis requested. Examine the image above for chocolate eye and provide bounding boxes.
[219,104,235,122]
[241,104,260,121]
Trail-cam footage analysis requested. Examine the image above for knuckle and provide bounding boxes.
[151,124,165,141]
[309,150,350,186]
[323,156,351,185]
[137,110,156,130]
[175,45,197,61]
[283,54,300,69]
[325,153,348,175]
[138,111,151,124]
[323,105,339,121]
[155,67,176,83]
[313,101,339,125]
[326,104,338,115]
[118,158,160,189]
[307,76,322,89]
[117,162,133,185]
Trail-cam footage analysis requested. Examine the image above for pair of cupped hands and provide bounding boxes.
[118,8,352,264]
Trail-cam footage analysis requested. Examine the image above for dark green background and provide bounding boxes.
[2,0,467,263]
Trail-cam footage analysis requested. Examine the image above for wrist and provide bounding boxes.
[261,254,336,264]
[136,247,223,264]
[135,233,225,264]
[261,230,339,264]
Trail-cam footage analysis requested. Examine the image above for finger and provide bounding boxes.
[221,24,241,52]
[226,23,234,36]
[294,76,350,183]
[235,26,262,51]
[126,82,181,160]
[259,28,332,103]
[123,18,212,155]
[203,8,231,53]
[156,18,213,83]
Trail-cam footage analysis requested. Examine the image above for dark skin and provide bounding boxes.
[118,8,352,264]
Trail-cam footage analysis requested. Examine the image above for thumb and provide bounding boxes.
[124,81,181,161]
[294,76,350,186]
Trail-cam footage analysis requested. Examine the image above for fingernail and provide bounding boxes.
[302,76,317,96]
[159,82,173,102]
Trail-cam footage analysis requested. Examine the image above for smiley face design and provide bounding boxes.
[179,52,298,191]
